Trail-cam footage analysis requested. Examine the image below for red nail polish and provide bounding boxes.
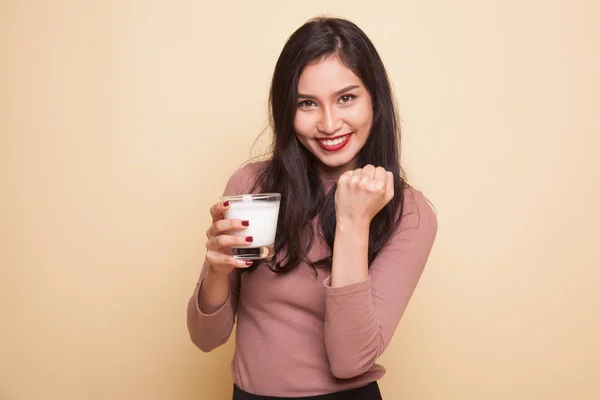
[246,236,253,242]
[223,201,229,207]
[242,220,249,227]
[245,261,253,266]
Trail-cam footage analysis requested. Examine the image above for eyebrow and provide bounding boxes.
[297,84,360,100]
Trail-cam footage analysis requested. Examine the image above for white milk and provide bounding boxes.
[224,197,280,247]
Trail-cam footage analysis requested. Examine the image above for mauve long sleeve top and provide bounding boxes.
[187,162,438,397]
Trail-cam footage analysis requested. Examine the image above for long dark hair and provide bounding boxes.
[251,16,406,273]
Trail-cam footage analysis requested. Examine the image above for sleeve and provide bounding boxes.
[322,189,438,378]
[186,261,241,352]
[186,163,260,352]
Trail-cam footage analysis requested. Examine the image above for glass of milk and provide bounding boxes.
[221,193,281,260]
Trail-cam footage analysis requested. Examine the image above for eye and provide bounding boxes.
[298,100,316,108]
[338,94,356,103]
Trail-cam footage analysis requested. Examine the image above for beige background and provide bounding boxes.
[1,0,599,399]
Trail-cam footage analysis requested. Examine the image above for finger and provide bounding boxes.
[363,164,376,178]
[361,176,383,192]
[374,166,387,183]
[385,171,395,199]
[367,167,386,191]
[337,171,353,199]
[351,168,363,185]
[338,170,354,184]
[206,250,254,269]
[337,172,353,200]
[210,200,230,223]
[359,174,374,190]
[206,234,253,251]
[206,219,249,238]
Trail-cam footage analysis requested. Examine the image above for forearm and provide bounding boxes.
[330,218,370,287]
[323,279,382,379]
[187,263,237,352]
[197,265,231,314]
[326,218,385,378]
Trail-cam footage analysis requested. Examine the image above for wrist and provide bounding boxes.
[334,219,370,252]
[198,263,231,314]
[335,216,371,232]
[331,218,370,288]
[206,263,231,281]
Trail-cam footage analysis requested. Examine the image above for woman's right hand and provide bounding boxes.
[205,200,254,277]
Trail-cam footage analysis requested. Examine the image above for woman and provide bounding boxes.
[187,16,438,400]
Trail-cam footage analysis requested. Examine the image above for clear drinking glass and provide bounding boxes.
[221,193,281,260]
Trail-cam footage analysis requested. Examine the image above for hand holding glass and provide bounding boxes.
[221,193,281,260]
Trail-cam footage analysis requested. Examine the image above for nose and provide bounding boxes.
[316,105,343,135]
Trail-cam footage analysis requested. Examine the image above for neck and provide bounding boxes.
[317,158,358,181]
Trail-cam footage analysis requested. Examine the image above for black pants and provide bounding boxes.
[232,382,382,400]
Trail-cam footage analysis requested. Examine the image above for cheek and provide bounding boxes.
[348,103,373,132]
[293,113,314,140]
[364,108,374,132]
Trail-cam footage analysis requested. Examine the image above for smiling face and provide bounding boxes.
[293,55,373,178]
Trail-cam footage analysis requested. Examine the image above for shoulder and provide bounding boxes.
[222,160,270,196]
[393,185,438,243]
[370,185,438,270]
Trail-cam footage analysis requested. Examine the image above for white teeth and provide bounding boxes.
[320,135,348,147]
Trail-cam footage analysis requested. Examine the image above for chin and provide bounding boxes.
[320,158,349,168]
[315,153,356,170]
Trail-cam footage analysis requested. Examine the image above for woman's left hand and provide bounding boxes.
[335,164,394,226]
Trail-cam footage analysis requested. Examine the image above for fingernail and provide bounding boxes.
[242,220,249,227]
[223,201,229,207]
[245,261,253,266]
[245,236,253,242]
